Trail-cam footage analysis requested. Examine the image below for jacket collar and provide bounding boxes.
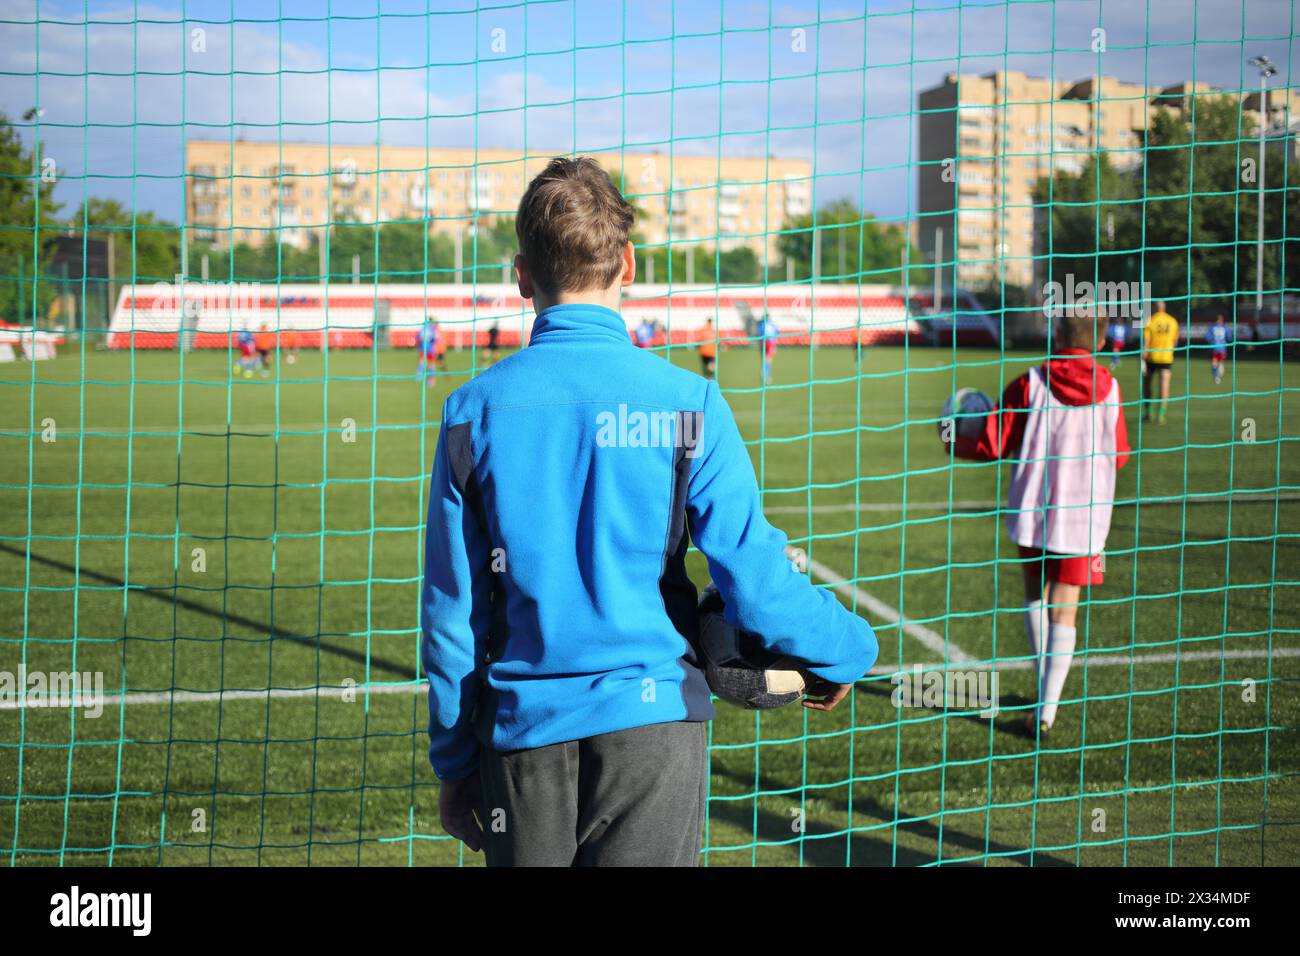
[529,303,630,345]
[1043,347,1113,406]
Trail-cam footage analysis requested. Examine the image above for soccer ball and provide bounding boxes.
[695,586,807,710]
[939,387,994,442]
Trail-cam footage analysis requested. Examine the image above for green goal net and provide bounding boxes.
[0,0,1296,866]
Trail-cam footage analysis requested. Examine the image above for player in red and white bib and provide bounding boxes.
[952,313,1130,738]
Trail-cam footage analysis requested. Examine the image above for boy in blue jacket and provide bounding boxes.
[422,156,878,866]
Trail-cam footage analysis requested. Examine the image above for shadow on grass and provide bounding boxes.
[706,685,1072,867]
[707,761,1072,867]
[0,541,411,678]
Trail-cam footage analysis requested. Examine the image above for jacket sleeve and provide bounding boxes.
[421,409,494,781]
[1113,382,1131,471]
[685,381,878,684]
[952,375,1031,462]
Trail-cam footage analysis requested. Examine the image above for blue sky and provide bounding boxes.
[0,0,1295,229]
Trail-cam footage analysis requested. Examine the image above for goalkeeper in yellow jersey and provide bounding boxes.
[1142,300,1180,424]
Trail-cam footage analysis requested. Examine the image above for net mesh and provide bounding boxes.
[0,0,1296,866]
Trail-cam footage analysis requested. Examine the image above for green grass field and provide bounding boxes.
[1,338,1296,866]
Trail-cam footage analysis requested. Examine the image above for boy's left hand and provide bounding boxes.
[803,677,854,712]
[439,770,485,852]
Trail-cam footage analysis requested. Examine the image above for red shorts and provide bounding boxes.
[1211,349,1227,361]
[1018,545,1104,586]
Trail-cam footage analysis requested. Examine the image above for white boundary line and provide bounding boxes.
[769,500,999,514]
[869,646,1300,675]
[766,492,1300,515]
[0,680,421,711]
[802,553,976,663]
[1,647,1293,711]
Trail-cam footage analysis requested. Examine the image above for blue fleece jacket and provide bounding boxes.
[421,303,878,780]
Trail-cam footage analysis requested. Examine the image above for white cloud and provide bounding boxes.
[0,0,1293,223]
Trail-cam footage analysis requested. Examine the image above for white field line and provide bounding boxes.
[766,491,1300,515]
[869,646,1300,676]
[1,647,1293,712]
[0,680,422,710]
[801,553,976,664]
[0,425,408,438]
[768,500,998,514]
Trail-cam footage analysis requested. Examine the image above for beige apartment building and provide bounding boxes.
[184,141,811,266]
[918,70,1300,290]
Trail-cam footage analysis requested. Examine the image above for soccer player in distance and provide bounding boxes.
[235,327,257,379]
[634,316,655,349]
[699,318,718,379]
[254,323,275,377]
[417,317,441,384]
[761,313,779,384]
[949,308,1130,738]
[1106,315,1127,370]
[1142,299,1180,424]
[1207,313,1232,386]
[421,157,878,866]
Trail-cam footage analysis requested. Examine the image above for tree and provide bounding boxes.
[778,199,928,285]
[70,197,180,284]
[1039,98,1300,312]
[1035,151,1142,294]
[463,216,518,283]
[0,112,63,323]
[716,246,760,284]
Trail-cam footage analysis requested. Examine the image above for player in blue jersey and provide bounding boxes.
[1107,318,1127,370]
[761,315,779,384]
[634,318,655,349]
[417,318,442,384]
[235,328,256,378]
[1207,313,1232,385]
[422,157,877,866]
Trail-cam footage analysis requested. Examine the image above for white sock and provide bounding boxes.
[1023,599,1046,684]
[1038,623,1077,727]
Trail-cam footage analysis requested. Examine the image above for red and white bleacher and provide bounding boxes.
[106,282,1000,349]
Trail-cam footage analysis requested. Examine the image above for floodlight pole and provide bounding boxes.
[1257,72,1267,315]
[22,107,44,327]
[1249,55,1277,317]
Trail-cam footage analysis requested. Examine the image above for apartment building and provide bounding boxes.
[918,70,1300,290]
[184,141,812,266]
[919,71,1152,289]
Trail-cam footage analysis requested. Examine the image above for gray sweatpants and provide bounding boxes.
[478,719,708,867]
